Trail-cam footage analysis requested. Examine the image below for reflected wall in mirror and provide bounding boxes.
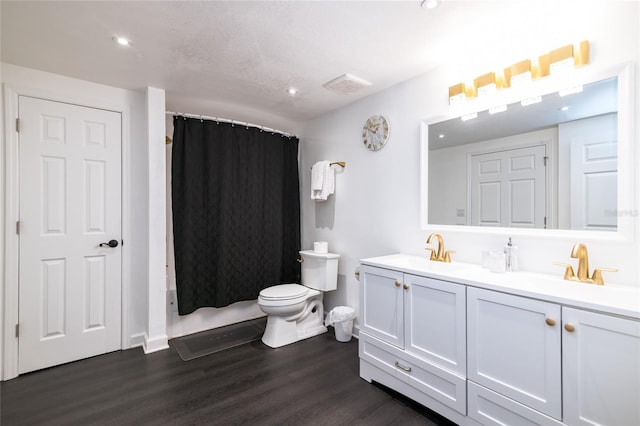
[427,76,618,231]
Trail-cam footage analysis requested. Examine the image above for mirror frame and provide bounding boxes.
[420,62,636,243]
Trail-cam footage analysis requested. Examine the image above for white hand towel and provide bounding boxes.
[311,161,335,201]
[325,163,335,195]
[311,161,327,191]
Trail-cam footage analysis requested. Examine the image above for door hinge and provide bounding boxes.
[543,156,549,166]
[16,221,20,235]
[16,118,20,133]
[15,324,19,338]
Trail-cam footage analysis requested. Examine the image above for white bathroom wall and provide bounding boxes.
[299,2,640,327]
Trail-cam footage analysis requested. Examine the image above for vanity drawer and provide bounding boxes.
[468,381,563,426]
[359,332,466,414]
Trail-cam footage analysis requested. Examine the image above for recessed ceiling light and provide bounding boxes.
[560,106,570,111]
[439,134,445,139]
[287,87,298,96]
[113,35,130,46]
[421,0,440,9]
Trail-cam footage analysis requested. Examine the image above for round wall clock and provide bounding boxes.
[362,115,390,151]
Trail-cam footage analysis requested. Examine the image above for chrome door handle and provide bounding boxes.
[99,239,119,248]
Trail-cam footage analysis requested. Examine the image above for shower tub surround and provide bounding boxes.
[358,253,640,426]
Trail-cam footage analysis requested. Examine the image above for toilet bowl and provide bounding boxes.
[258,251,340,348]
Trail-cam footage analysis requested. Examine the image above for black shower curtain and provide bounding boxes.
[171,116,301,315]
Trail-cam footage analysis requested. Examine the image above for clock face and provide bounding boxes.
[362,115,390,151]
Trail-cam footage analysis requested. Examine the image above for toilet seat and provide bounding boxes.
[260,284,308,300]
[258,284,316,307]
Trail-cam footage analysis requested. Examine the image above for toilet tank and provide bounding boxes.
[300,250,340,291]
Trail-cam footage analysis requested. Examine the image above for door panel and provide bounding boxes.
[563,308,640,426]
[360,266,404,348]
[470,145,546,228]
[467,287,562,419]
[18,96,122,374]
[567,114,618,230]
[404,275,466,376]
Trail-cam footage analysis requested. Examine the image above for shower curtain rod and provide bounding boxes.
[165,111,296,138]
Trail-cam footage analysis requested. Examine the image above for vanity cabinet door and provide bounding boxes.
[562,307,640,426]
[360,265,404,347]
[404,274,466,376]
[467,287,562,420]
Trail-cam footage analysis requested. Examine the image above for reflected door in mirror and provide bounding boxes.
[470,145,546,228]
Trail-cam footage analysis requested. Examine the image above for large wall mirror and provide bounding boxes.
[420,63,635,240]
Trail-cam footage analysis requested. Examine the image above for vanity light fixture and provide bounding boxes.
[447,40,589,105]
[448,83,468,105]
[113,35,130,46]
[508,59,532,88]
[549,44,575,74]
[475,72,497,97]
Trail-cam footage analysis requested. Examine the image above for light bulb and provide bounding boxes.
[113,36,130,46]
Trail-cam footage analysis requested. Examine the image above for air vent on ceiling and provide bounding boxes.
[323,73,372,94]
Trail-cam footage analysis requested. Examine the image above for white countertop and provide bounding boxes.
[361,253,640,320]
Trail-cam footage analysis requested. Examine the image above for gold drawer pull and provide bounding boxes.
[565,323,576,332]
[403,284,409,290]
[545,318,556,326]
[394,361,412,372]
[395,281,401,287]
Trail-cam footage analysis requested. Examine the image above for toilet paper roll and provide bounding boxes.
[314,241,328,254]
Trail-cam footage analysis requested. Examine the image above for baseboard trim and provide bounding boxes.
[129,333,146,349]
[143,333,169,354]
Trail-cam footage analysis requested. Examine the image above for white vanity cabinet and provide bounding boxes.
[359,265,467,419]
[562,307,640,426]
[467,287,562,424]
[466,288,640,426]
[359,254,640,426]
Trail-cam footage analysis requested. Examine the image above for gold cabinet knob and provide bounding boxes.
[545,318,556,326]
[395,281,401,287]
[565,323,576,332]
[403,284,409,290]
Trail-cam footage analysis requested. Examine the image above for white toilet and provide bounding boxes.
[258,250,340,348]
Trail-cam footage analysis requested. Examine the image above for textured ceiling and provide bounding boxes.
[0,1,602,130]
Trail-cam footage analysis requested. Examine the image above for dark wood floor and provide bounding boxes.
[1,331,457,426]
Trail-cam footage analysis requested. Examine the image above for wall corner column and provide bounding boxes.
[144,86,169,353]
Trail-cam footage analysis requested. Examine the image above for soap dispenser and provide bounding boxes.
[504,237,519,272]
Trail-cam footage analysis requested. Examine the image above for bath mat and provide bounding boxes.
[171,317,267,361]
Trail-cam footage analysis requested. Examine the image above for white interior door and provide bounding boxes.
[566,114,618,230]
[18,96,122,374]
[470,145,546,228]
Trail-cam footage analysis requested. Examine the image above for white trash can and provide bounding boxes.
[325,306,356,342]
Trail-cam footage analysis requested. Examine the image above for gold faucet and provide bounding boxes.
[425,233,455,262]
[554,243,618,285]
